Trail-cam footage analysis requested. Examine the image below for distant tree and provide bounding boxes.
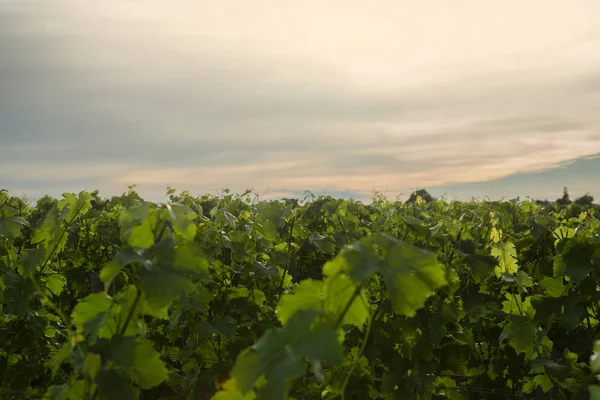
[405,189,434,204]
[575,193,594,205]
[556,187,571,205]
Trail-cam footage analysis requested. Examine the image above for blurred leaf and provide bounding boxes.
[323,233,446,317]
[229,309,343,399]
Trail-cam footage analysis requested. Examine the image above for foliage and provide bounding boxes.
[576,194,595,206]
[557,187,572,205]
[405,189,434,205]
[1,187,600,399]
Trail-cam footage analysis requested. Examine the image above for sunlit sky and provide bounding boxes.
[1,0,599,202]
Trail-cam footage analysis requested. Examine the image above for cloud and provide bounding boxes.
[429,155,600,202]
[1,1,600,201]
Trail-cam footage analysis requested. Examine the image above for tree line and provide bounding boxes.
[404,187,595,206]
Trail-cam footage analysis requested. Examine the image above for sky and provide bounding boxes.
[1,0,599,203]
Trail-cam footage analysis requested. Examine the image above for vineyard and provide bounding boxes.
[2,187,600,399]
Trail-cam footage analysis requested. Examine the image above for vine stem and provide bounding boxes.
[37,202,88,276]
[278,215,297,297]
[90,287,141,398]
[31,277,72,333]
[31,276,88,383]
[338,301,381,400]
[287,281,364,399]
[335,284,363,328]
[119,286,142,336]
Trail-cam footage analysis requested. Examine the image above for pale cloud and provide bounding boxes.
[1,1,600,201]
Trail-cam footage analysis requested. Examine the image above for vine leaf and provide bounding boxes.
[277,275,369,330]
[125,240,209,315]
[17,248,45,278]
[499,315,537,358]
[553,237,600,284]
[309,232,336,255]
[44,381,86,400]
[214,378,257,400]
[502,293,535,319]
[71,293,114,343]
[590,340,600,374]
[119,203,155,248]
[139,240,208,313]
[45,275,66,297]
[539,277,566,298]
[323,233,446,317]
[227,309,343,400]
[0,215,28,239]
[72,287,146,343]
[106,336,168,389]
[94,369,140,399]
[31,192,92,253]
[167,203,198,240]
[523,374,553,393]
[2,270,36,317]
[83,353,102,380]
[491,241,519,277]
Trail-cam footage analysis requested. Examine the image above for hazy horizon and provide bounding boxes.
[1,1,599,201]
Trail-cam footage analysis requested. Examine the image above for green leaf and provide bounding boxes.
[324,233,446,317]
[44,381,86,400]
[60,191,93,224]
[309,232,336,255]
[138,266,195,313]
[499,315,537,358]
[113,286,147,335]
[515,270,533,288]
[553,226,574,246]
[502,293,535,319]
[83,353,102,379]
[400,214,429,236]
[31,205,62,245]
[2,270,36,317]
[252,220,279,243]
[167,203,198,240]
[591,340,600,373]
[49,343,73,376]
[539,277,566,297]
[590,385,600,400]
[107,337,168,389]
[531,358,571,381]
[17,248,45,277]
[230,309,343,399]
[223,211,238,229]
[230,286,251,299]
[456,240,496,283]
[277,276,369,330]
[533,374,553,393]
[212,388,256,400]
[553,236,600,284]
[252,289,266,306]
[213,316,238,338]
[491,241,519,277]
[119,204,155,248]
[46,275,66,296]
[72,293,113,343]
[0,215,28,239]
[138,241,209,313]
[523,374,554,394]
[100,259,124,290]
[468,254,497,283]
[95,369,140,400]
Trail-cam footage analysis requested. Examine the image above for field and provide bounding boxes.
[1,188,600,399]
